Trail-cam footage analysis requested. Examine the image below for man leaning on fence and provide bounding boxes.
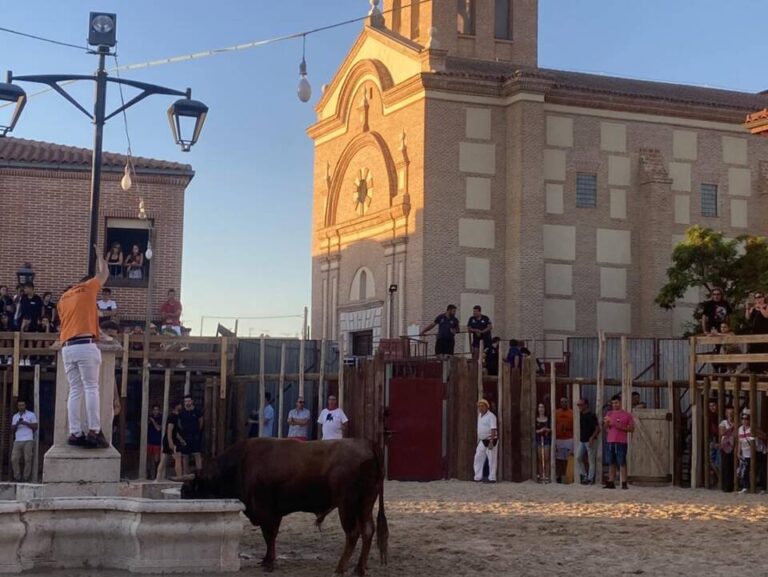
[11,400,37,482]
[473,398,498,483]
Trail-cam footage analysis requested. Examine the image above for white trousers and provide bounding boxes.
[473,440,498,481]
[62,343,102,435]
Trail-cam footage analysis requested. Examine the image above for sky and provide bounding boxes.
[2,1,767,336]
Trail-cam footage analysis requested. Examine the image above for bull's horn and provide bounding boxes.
[170,474,195,481]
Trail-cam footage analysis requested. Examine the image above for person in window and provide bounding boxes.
[124,244,144,280]
[105,242,124,277]
[0,285,14,319]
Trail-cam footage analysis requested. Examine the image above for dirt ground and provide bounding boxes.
[28,480,768,577]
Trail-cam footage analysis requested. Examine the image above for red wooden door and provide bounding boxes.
[387,377,444,481]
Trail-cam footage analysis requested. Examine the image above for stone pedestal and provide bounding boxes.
[43,339,122,496]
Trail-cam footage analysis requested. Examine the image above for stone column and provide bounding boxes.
[42,338,122,497]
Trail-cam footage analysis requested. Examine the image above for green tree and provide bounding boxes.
[656,226,768,333]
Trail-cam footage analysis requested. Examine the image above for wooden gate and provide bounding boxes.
[387,377,444,481]
[628,408,672,484]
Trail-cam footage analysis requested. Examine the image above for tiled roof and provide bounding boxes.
[441,58,768,112]
[0,137,193,175]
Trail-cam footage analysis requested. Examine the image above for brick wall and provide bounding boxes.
[0,165,191,321]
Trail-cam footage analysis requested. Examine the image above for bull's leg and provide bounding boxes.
[353,514,375,577]
[259,516,282,572]
[335,508,360,575]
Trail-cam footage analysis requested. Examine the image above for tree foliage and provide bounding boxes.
[656,226,768,322]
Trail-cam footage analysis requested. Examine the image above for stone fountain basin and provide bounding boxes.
[0,496,244,574]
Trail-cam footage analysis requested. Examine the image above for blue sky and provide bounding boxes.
[2,1,766,336]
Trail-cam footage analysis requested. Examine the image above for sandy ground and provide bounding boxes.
[27,480,768,577]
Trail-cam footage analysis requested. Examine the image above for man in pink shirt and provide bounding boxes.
[603,395,635,490]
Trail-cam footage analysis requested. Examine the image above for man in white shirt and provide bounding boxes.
[317,395,348,440]
[96,287,118,321]
[262,392,275,438]
[11,400,38,482]
[287,397,311,440]
[473,398,498,483]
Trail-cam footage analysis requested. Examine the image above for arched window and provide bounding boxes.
[457,0,475,35]
[359,270,368,301]
[350,267,376,302]
[495,0,512,40]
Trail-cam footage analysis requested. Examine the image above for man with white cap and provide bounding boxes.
[474,398,498,483]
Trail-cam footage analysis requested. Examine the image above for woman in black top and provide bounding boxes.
[535,403,552,483]
[106,242,124,277]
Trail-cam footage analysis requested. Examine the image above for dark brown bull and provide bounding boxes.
[180,438,388,575]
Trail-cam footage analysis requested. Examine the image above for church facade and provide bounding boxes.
[309,0,768,356]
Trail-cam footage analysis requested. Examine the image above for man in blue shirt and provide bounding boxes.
[420,304,460,357]
[467,305,492,361]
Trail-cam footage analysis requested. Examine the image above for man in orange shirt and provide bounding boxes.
[57,245,110,449]
[554,396,574,483]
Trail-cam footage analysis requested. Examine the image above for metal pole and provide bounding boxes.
[139,224,155,480]
[88,49,108,277]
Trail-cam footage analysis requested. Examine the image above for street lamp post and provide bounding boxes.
[0,12,208,277]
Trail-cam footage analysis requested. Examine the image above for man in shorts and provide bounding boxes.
[554,397,574,483]
[57,245,110,449]
[156,401,183,480]
[603,395,635,490]
[177,395,203,473]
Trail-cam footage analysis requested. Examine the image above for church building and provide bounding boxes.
[309,0,768,355]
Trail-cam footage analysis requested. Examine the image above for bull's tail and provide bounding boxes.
[374,442,389,565]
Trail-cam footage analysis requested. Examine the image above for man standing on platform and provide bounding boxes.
[467,305,492,361]
[420,304,459,357]
[11,400,38,482]
[554,397,573,483]
[57,245,110,449]
[603,395,635,490]
[287,397,311,440]
[473,399,498,483]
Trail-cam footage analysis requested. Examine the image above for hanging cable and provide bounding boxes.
[0,24,88,51]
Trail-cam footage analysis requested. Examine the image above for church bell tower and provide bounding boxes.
[384,0,538,66]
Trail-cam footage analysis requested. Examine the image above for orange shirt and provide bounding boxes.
[57,278,101,342]
[555,408,574,440]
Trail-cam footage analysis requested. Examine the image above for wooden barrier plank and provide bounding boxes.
[596,331,605,484]
[750,374,757,493]
[733,376,741,492]
[33,364,40,483]
[696,353,768,364]
[549,363,556,482]
[689,336,698,488]
[697,334,768,345]
[703,376,711,489]
[12,332,20,398]
[219,337,228,400]
[717,376,725,492]
[138,365,149,480]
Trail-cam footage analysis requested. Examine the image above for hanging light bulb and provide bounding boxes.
[138,196,147,220]
[120,159,133,191]
[145,240,153,261]
[297,35,312,103]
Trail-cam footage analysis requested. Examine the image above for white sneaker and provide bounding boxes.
[739,488,748,494]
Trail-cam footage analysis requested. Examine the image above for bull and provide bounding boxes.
[180,438,388,575]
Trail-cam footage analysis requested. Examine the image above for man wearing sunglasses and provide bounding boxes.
[317,395,348,440]
[287,397,311,441]
[701,287,732,334]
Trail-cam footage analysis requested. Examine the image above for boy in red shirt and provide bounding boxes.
[603,395,635,490]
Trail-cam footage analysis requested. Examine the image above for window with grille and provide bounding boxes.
[494,0,512,40]
[701,184,718,217]
[576,173,597,208]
